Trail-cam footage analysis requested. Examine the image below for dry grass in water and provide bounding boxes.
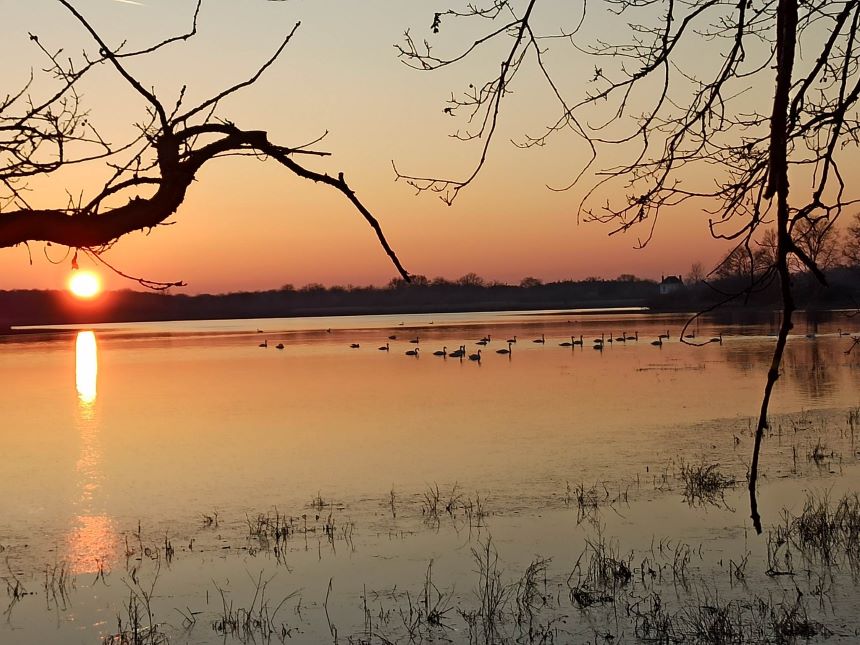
[785,491,860,566]
[102,566,167,645]
[568,531,632,608]
[211,571,298,644]
[678,461,735,506]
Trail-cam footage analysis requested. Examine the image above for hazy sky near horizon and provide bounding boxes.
[0,0,782,293]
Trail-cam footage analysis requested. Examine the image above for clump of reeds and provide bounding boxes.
[472,537,510,636]
[103,567,167,645]
[389,560,455,641]
[162,535,174,564]
[445,483,464,516]
[640,537,700,590]
[43,560,75,610]
[806,438,835,464]
[421,483,443,522]
[421,482,469,525]
[574,482,601,511]
[786,492,860,565]
[568,532,632,608]
[572,482,602,526]
[630,592,678,643]
[789,409,814,433]
[565,480,629,525]
[678,461,735,506]
[2,561,30,619]
[364,545,558,643]
[514,556,550,628]
[769,590,829,641]
[463,493,489,528]
[246,508,293,545]
[458,540,503,640]
[680,596,743,643]
[630,587,828,644]
[766,521,796,577]
[727,552,749,587]
[388,486,397,518]
[103,596,168,645]
[211,571,297,644]
[848,406,859,437]
[310,492,328,511]
[420,560,453,627]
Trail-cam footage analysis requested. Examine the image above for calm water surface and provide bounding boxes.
[1,309,859,643]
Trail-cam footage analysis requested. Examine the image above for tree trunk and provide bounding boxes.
[749,0,798,534]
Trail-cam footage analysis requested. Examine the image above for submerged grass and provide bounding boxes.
[2,559,30,619]
[785,491,860,566]
[7,403,860,644]
[7,486,858,644]
[43,559,75,611]
[103,566,167,645]
[339,522,837,644]
[211,571,298,643]
[678,460,736,506]
[568,531,632,608]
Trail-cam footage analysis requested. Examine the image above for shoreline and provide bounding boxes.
[6,303,856,334]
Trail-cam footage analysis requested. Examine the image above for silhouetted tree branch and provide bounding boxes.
[845,212,860,266]
[399,0,860,531]
[0,1,410,286]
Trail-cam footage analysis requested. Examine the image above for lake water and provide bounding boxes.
[1,309,859,644]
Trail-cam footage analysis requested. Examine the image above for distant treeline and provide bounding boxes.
[1,269,858,328]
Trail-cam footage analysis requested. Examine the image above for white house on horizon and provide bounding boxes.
[659,274,684,296]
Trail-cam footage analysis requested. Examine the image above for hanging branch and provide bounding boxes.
[0,1,410,286]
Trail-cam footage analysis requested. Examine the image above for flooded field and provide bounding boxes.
[1,309,859,644]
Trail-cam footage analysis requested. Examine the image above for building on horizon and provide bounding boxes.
[659,274,684,296]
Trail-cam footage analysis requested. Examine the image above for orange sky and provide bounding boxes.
[0,1,789,294]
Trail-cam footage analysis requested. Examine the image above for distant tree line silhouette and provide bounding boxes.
[2,266,857,329]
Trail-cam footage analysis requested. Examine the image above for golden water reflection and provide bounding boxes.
[75,330,98,406]
[69,331,117,574]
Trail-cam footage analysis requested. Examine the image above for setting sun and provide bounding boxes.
[68,270,102,299]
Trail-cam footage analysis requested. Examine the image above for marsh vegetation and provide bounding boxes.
[1,312,858,643]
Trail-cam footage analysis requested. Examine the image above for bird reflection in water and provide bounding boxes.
[69,331,117,574]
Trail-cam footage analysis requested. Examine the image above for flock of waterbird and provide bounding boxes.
[256,327,731,362]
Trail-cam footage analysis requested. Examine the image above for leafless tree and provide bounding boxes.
[793,217,843,272]
[685,262,706,286]
[0,1,409,288]
[845,212,860,267]
[714,247,761,281]
[519,276,543,288]
[457,272,486,287]
[396,0,860,531]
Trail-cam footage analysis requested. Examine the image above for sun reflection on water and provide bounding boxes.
[75,330,98,406]
[69,331,117,574]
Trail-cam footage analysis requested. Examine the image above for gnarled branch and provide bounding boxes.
[0,2,410,284]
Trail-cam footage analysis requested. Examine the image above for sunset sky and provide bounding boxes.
[0,1,774,294]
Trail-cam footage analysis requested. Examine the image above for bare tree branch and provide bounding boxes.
[0,2,410,285]
[399,0,860,530]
